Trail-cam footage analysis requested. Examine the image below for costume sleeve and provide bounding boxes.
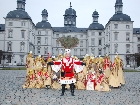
[73,59,85,73]
[112,62,115,67]
[51,60,62,73]
[74,59,82,65]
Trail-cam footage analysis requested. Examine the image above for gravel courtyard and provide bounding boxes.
[0,70,139,105]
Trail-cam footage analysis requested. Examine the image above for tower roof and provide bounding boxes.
[109,0,131,22]
[6,10,31,19]
[109,13,131,21]
[115,0,123,5]
[42,9,48,15]
[88,23,104,30]
[64,2,76,16]
[36,21,52,29]
[36,9,51,29]
[89,10,104,30]
[6,0,31,19]
[92,10,99,16]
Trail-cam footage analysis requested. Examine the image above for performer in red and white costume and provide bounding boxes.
[103,54,111,78]
[104,57,110,70]
[86,71,96,90]
[48,49,86,96]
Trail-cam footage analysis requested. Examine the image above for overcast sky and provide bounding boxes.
[0,0,140,28]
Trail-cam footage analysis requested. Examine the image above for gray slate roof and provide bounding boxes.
[0,24,5,31]
[133,28,140,34]
[109,13,131,21]
[93,11,99,15]
[6,10,31,19]
[64,8,76,16]
[88,23,104,30]
[36,21,52,29]
[116,0,123,4]
[52,27,87,33]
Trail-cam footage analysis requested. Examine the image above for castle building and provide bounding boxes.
[0,0,140,67]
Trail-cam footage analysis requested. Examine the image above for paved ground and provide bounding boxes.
[0,70,139,105]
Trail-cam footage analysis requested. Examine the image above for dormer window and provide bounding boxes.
[136,31,140,34]
[120,18,123,21]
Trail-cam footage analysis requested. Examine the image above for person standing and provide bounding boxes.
[48,49,86,96]
[48,36,86,96]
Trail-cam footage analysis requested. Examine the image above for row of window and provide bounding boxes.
[106,24,130,31]
[91,32,102,36]
[37,37,86,47]
[8,30,25,38]
[9,22,26,26]
[38,31,49,35]
[55,34,84,38]
[7,42,139,55]
[112,33,131,41]
[114,44,130,53]
[65,21,75,25]
[114,24,130,29]
[8,30,35,39]
[7,42,25,51]
[91,39,102,46]
[107,33,140,42]
[37,37,48,44]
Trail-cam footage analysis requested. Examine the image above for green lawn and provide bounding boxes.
[0,67,26,70]
[123,70,140,72]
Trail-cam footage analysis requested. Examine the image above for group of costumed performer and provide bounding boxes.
[22,51,52,89]
[83,53,125,91]
[22,36,125,96]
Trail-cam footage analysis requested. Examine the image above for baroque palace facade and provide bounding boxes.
[0,0,140,67]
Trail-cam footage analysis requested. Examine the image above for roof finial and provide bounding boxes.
[70,2,72,8]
